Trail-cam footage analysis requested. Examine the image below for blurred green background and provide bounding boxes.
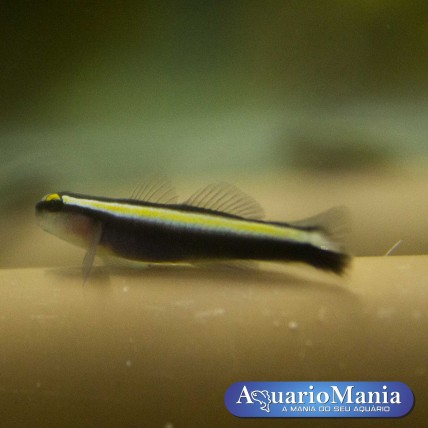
[1,1,427,266]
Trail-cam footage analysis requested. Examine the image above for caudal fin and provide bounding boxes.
[291,207,352,274]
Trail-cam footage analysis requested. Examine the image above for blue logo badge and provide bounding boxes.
[225,382,414,418]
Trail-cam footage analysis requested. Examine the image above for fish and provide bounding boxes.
[35,181,351,280]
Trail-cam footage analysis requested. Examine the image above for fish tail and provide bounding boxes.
[290,206,351,274]
[300,245,351,274]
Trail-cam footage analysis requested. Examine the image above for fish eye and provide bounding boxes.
[43,193,63,212]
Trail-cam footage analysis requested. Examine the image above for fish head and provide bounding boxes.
[36,193,95,248]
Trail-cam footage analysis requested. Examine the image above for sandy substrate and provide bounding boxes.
[0,255,426,427]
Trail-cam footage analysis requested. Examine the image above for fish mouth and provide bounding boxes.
[35,200,44,213]
[35,201,48,227]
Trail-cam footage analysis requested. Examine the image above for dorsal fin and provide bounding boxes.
[184,183,264,219]
[130,176,178,204]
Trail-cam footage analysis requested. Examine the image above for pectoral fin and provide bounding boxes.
[82,221,104,284]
